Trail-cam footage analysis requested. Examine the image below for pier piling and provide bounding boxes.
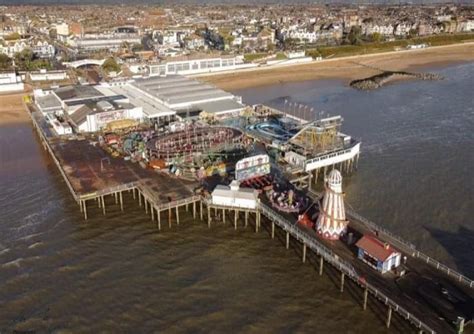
[363,287,368,310]
[386,306,393,328]
[207,206,211,228]
[286,231,290,249]
[302,244,307,263]
[101,196,106,215]
[319,256,324,276]
[234,210,238,230]
[340,273,345,293]
[119,192,123,211]
[200,201,203,221]
[271,222,275,239]
[157,210,161,231]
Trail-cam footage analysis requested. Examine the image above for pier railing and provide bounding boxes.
[345,208,474,288]
[345,208,417,253]
[415,251,474,288]
[259,202,435,334]
[29,109,79,203]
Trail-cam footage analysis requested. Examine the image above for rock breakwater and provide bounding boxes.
[350,71,443,90]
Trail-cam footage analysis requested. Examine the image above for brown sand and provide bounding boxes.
[200,42,474,90]
[0,93,29,125]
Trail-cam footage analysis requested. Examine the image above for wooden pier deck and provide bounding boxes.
[29,107,199,220]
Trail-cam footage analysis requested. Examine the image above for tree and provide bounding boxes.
[283,38,298,50]
[408,28,418,39]
[102,58,120,73]
[4,32,21,41]
[347,26,362,45]
[371,32,382,43]
[49,28,57,40]
[0,53,12,69]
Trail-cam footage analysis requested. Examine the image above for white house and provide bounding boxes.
[0,72,24,93]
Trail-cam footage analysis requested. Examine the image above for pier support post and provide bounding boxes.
[363,287,368,310]
[245,211,248,228]
[101,196,106,215]
[222,208,226,224]
[186,203,188,212]
[286,232,290,249]
[200,201,203,221]
[302,244,307,263]
[79,200,83,213]
[139,192,142,207]
[83,200,88,220]
[133,188,136,200]
[340,273,345,293]
[319,256,324,276]
[193,201,196,219]
[207,206,211,228]
[271,222,275,239]
[114,192,118,204]
[119,191,123,212]
[234,210,238,230]
[176,206,180,225]
[168,207,172,228]
[256,211,260,233]
[145,199,148,214]
[157,210,161,231]
[151,206,154,221]
[98,197,101,208]
[386,306,392,329]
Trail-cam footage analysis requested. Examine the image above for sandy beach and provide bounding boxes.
[200,42,474,90]
[0,93,29,126]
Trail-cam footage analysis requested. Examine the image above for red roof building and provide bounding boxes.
[355,235,401,274]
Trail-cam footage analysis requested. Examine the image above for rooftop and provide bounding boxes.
[132,75,234,107]
[36,94,62,110]
[54,85,104,101]
[356,235,400,262]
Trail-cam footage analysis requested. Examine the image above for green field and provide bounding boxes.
[306,33,474,59]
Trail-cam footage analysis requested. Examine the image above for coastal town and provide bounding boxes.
[0,2,473,334]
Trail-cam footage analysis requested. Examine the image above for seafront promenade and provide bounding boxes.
[27,101,474,334]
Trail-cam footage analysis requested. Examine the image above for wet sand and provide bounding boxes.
[0,93,29,125]
[201,42,474,90]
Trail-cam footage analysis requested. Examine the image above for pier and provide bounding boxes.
[27,104,473,334]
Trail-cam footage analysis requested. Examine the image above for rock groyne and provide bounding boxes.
[350,71,443,90]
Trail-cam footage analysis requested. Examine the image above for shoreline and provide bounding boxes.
[0,92,30,126]
[199,42,474,91]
